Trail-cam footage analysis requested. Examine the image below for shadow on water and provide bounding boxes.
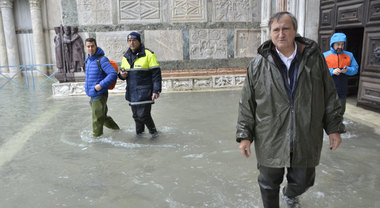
[0,82,379,208]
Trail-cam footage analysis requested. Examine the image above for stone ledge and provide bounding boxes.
[52,69,247,97]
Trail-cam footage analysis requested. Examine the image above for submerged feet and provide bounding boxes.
[282,195,300,208]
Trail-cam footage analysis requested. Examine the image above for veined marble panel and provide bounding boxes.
[144,30,183,61]
[235,29,261,58]
[95,32,130,62]
[213,0,251,22]
[119,0,161,23]
[77,0,112,25]
[190,29,228,59]
[171,0,207,22]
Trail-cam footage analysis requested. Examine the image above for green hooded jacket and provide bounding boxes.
[236,35,345,168]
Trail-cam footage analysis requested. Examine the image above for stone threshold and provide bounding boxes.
[52,68,247,97]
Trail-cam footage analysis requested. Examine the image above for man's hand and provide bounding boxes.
[120,71,128,78]
[152,93,159,100]
[95,84,102,92]
[340,66,348,74]
[329,133,342,151]
[239,140,252,158]
[333,68,341,75]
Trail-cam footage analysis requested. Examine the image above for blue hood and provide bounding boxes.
[87,47,105,61]
[330,33,346,52]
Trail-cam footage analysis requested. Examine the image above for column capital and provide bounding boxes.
[29,0,41,8]
[0,0,14,9]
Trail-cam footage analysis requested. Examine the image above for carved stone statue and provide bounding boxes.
[54,27,63,71]
[63,26,72,73]
[54,25,85,82]
[71,26,85,72]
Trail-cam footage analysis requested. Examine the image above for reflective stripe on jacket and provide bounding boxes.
[120,45,162,105]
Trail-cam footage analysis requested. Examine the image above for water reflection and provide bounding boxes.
[0,83,379,208]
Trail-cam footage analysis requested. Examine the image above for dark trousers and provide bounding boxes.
[131,104,157,134]
[258,166,315,208]
[339,98,346,117]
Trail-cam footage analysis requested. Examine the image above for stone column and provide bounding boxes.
[0,9,9,73]
[29,0,47,74]
[260,0,272,43]
[0,0,20,76]
[277,0,287,12]
[288,0,306,36]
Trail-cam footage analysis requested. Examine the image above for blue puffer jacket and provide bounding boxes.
[84,47,117,97]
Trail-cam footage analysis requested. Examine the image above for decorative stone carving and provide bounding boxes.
[96,31,130,61]
[213,0,251,22]
[144,30,183,61]
[54,25,85,82]
[77,0,112,25]
[193,78,211,88]
[235,29,261,58]
[171,0,207,22]
[71,27,85,73]
[189,29,227,59]
[54,27,63,69]
[120,0,160,23]
[213,75,234,88]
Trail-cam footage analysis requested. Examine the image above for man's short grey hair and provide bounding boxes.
[268,11,298,32]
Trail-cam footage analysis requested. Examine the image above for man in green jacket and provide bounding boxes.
[236,11,345,208]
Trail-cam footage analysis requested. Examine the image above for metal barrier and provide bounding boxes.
[0,64,57,89]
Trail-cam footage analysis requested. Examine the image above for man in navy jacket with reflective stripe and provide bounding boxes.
[84,38,120,137]
[119,32,162,138]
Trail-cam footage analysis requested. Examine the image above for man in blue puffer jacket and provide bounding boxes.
[84,38,120,137]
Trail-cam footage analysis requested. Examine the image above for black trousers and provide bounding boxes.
[258,165,315,208]
[131,104,157,134]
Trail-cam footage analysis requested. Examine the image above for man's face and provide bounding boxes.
[270,14,297,53]
[128,38,140,52]
[85,41,97,56]
[333,41,345,53]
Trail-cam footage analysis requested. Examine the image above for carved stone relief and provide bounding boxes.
[213,76,234,88]
[235,29,261,58]
[77,0,112,25]
[190,29,227,59]
[171,0,207,22]
[193,78,212,88]
[144,30,183,61]
[95,32,130,61]
[120,0,161,23]
[369,39,380,67]
[213,0,251,22]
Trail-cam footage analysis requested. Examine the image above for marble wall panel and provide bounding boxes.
[77,0,112,25]
[235,29,261,58]
[171,0,207,22]
[189,29,228,59]
[119,0,161,23]
[213,75,235,88]
[144,30,183,61]
[95,32,130,62]
[212,0,251,22]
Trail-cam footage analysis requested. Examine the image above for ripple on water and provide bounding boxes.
[60,130,179,149]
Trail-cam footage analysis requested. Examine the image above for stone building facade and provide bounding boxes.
[0,0,320,77]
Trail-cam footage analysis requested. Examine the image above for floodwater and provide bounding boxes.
[0,79,379,208]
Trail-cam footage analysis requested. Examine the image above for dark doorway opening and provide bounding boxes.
[335,27,364,97]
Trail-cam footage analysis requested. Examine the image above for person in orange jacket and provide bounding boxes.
[323,33,359,117]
